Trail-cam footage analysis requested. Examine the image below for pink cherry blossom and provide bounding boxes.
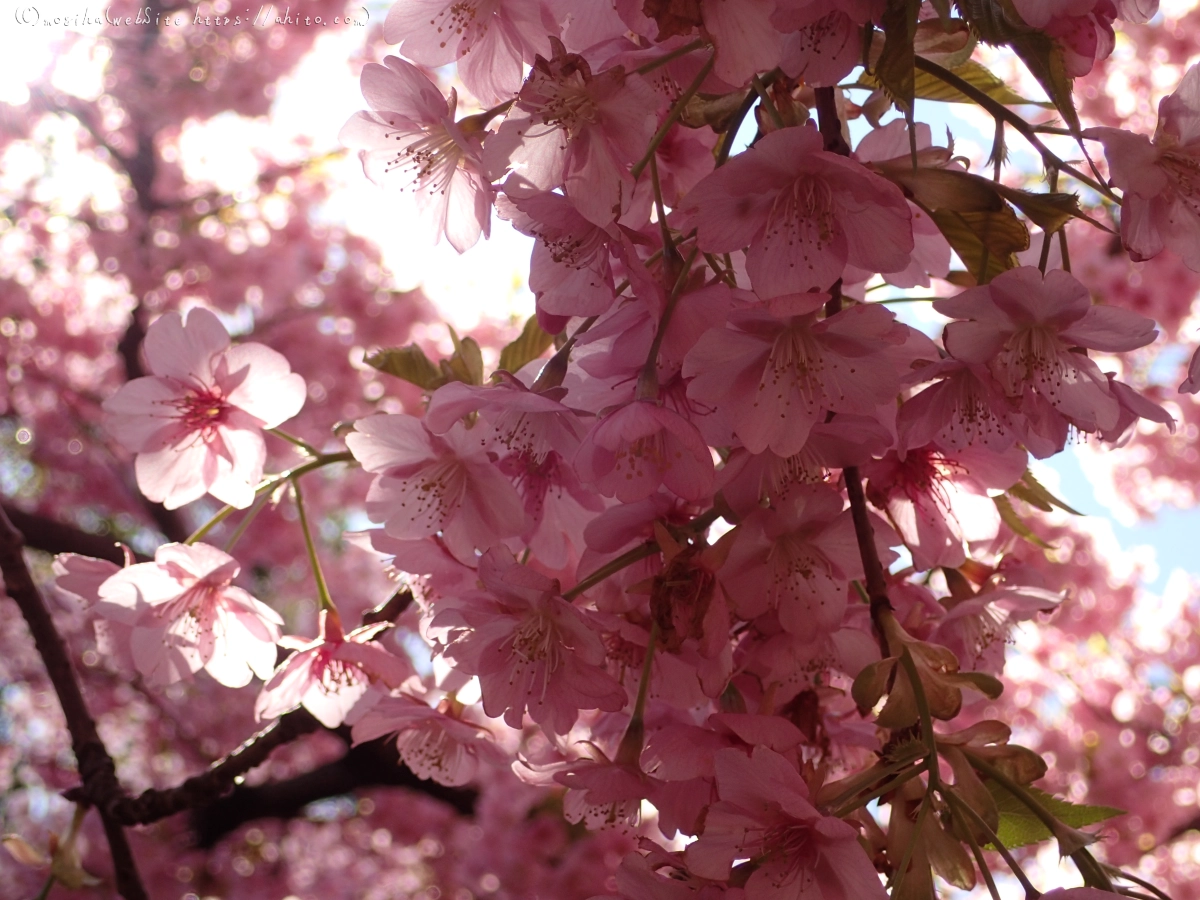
[930,580,1062,675]
[51,553,123,610]
[484,39,660,226]
[340,56,493,252]
[934,267,1158,434]
[53,552,137,672]
[717,415,892,517]
[774,1,884,87]
[676,125,914,297]
[102,306,306,510]
[498,187,619,319]
[350,693,508,786]
[851,120,952,289]
[94,542,283,688]
[555,755,660,831]
[684,746,888,900]
[1012,0,1155,75]
[1090,63,1200,269]
[1100,373,1175,441]
[604,849,744,900]
[898,359,1023,454]
[574,399,715,503]
[346,413,526,563]
[497,449,605,570]
[700,0,781,87]
[432,547,627,734]
[720,485,890,637]
[255,609,414,728]
[383,0,557,105]
[424,372,586,461]
[683,294,929,457]
[862,443,1028,570]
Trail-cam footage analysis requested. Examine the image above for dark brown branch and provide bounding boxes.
[361,587,416,627]
[189,732,478,848]
[815,86,851,157]
[71,710,324,826]
[843,466,894,634]
[62,586,455,837]
[0,504,149,564]
[0,505,147,900]
[814,91,892,654]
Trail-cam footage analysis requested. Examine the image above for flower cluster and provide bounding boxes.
[16,0,1200,898]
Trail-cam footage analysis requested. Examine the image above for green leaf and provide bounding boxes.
[880,165,1087,239]
[860,59,1051,107]
[442,326,485,386]
[874,0,922,112]
[994,495,1052,549]
[497,316,556,376]
[1009,469,1085,515]
[991,186,1082,234]
[1009,29,1080,132]
[365,345,444,391]
[955,0,1080,131]
[986,781,1123,849]
[884,167,1005,212]
[928,205,1029,284]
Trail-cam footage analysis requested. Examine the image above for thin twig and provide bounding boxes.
[912,57,1118,202]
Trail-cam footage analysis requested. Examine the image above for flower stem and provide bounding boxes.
[268,427,318,457]
[631,52,716,180]
[637,242,700,399]
[889,783,934,897]
[563,542,659,602]
[616,619,659,765]
[290,477,334,612]
[562,509,720,602]
[33,874,55,900]
[751,75,784,130]
[830,760,929,818]
[186,451,354,544]
[714,89,758,168]
[223,493,269,553]
[634,39,707,76]
[912,56,1119,203]
[943,786,1041,899]
[899,647,940,787]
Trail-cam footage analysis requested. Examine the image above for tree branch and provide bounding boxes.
[189,732,478,848]
[815,86,851,157]
[0,505,147,900]
[0,503,149,564]
[813,87,893,655]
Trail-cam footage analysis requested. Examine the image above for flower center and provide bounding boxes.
[766,178,837,254]
[757,322,840,416]
[382,124,466,197]
[534,78,598,136]
[1159,148,1200,215]
[173,389,230,436]
[994,325,1066,397]
[429,0,489,50]
[758,821,813,887]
